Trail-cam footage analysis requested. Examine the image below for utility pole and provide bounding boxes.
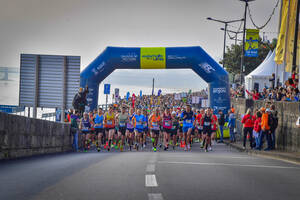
[239,0,255,85]
[207,17,244,68]
[152,78,155,96]
[220,28,243,45]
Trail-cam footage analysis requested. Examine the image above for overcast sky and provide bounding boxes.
[0,0,280,101]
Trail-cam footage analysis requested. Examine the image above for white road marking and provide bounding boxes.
[148,193,164,200]
[146,164,155,173]
[145,175,158,187]
[158,161,300,169]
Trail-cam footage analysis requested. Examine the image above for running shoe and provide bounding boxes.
[97,147,101,152]
[208,147,212,151]
[153,147,157,152]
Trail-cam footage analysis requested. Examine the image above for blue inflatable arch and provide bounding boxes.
[80,46,230,112]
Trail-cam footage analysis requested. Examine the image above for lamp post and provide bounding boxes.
[207,17,244,68]
[220,28,243,45]
[239,0,255,84]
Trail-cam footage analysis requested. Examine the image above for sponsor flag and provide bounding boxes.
[285,0,298,72]
[126,92,130,101]
[245,29,259,57]
[275,0,289,65]
[158,89,162,96]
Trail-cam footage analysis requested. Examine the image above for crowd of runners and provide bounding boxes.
[69,98,231,153]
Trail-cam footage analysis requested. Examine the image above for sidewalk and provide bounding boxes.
[224,140,300,164]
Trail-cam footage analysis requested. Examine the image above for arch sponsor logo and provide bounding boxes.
[213,87,226,94]
[121,53,138,62]
[199,63,216,73]
[140,47,166,69]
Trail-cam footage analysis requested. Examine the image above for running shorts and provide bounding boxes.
[119,127,126,136]
[182,126,192,133]
[151,129,160,135]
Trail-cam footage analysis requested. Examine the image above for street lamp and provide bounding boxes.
[239,0,255,84]
[220,28,243,45]
[207,17,244,68]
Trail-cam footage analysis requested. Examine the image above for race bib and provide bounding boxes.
[186,120,191,123]
[82,128,89,131]
[119,122,126,127]
[197,126,203,130]
[204,122,210,126]
[95,123,102,127]
[152,122,158,127]
[164,120,171,126]
[136,122,142,126]
[127,123,134,129]
[107,120,113,125]
[172,126,177,129]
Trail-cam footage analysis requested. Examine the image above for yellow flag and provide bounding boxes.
[275,0,289,65]
[297,2,300,69]
[285,0,298,72]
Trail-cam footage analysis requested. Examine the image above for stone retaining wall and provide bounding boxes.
[231,98,300,152]
[0,112,72,160]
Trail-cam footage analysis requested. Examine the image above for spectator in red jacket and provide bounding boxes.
[253,111,262,149]
[241,108,255,149]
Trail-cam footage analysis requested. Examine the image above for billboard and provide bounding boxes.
[19,54,80,109]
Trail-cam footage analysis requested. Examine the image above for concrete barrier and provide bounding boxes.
[0,112,72,159]
[231,98,300,152]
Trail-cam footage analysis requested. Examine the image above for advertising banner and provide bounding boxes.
[245,29,259,57]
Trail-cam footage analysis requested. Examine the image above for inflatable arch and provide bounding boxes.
[80,46,230,112]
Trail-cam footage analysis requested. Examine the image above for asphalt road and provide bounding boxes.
[1,143,300,200]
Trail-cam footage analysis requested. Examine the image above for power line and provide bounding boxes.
[247,0,280,30]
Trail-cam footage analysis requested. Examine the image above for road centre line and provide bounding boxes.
[148,193,164,200]
[157,161,300,169]
[146,164,155,173]
[145,175,158,187]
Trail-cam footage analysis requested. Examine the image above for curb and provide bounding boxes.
[224,141,300,165]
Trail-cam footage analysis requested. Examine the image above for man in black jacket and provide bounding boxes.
[270,104,278,150]
[218,110,225,143]
[72,86,89,117]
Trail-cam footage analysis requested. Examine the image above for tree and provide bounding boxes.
[221,38,277,76]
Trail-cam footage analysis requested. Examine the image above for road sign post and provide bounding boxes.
[104,84,110,111]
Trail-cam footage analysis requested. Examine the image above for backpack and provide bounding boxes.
[269,112,278,131]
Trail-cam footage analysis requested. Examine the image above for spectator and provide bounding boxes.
[269,104,278,150]
[228,110,236,143]
[269,73,275,89]
[241,108,255,149]
[217,110,225,143]
[253,111,262,150]
[259,108,272,151]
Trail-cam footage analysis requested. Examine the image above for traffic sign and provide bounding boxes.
[104,84,110,94]
[0,105,25,113]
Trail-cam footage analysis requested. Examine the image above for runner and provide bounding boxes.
[171,111,179,150]
[202,109,213,152]
[180,105,194,151]
[116,106,128,152]
[133,109,146,151]
[94,108,104,152]
[104,106,116,151]
[149,108,162,152]
[126,108,135,151]
[142,109,149,149]
[210,108,218,150]
[196,109,204,148]
[79,112,94,152]
[162,107,172,151]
